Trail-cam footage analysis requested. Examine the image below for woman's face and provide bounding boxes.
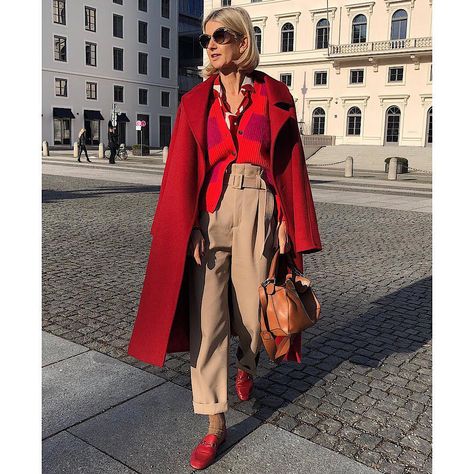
[204,20,248,73]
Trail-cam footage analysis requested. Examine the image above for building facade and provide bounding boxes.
[42,0,179,148]
[204,0,432,147]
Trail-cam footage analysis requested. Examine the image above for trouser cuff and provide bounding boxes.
[193,400,228,415]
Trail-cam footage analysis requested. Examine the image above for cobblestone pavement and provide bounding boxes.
[42,174,432,474]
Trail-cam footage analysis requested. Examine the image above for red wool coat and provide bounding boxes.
[128,70,322,367]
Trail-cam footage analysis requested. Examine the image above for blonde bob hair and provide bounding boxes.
[201,6,259,79]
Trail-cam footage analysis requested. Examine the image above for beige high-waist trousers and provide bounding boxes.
[189,163,277,415]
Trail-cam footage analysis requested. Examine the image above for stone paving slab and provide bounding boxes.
[43,350,165,439]
[206,423,380,474]
[42,331,89,367]
[43,431,135,474]
[69,382,261,473]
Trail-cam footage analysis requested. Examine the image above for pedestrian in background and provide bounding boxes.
[77,128,91,163]
[108,125,118,164]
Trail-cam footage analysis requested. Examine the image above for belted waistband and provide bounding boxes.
[223,163,273,259]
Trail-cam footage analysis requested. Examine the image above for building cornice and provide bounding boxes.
[274,12,301,26]
[251,16,268,27]
[309,8,337,21]
[345,2,376,15]
[378,94,410,106]
[384,0,416,11]
[340,95,370,106]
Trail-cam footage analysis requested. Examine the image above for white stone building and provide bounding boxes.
[42,0,179,148]
[204,0,432,147]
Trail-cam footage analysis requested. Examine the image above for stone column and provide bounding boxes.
[98,143,104,159]
[388,157,398,181]
[42,141,49,157]
[73,142,79,158]
[162,146,169,164]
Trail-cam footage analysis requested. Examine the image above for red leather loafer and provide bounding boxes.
[190,431,226,470]
[236,368,254,401]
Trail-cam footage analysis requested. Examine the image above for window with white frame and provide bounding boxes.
[352,14,367,43]
[350,69,364,84]
[138,21,148,43]
[314,71,327,86]
[113,47,123,70]
[281,23,294,52]
[391,9,408,40]
[53,0,66,25]
[312,108,326,135]
[86,81,97,100]
[85,42,97,66]
[138,0,147,13]
[254,26,262,53]
[85,6,96,32]
[138,88,148,105]
[347,106,362,135]
[162,0,170,18]
[55,78,67,97]
[138,52,148,74]
[162,57,170,78]
[280,73,292,87]
[161,91,170,107]
[162,27,170,48]
[54,35,67,61]
[315,19,329,49]
[114,85,124,102]
[388,67,404,82]
[113,14,123,38]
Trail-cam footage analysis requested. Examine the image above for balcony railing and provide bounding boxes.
[329,37,432,56]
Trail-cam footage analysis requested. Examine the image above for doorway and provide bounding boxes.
[53,118,71,145]
[84,120,101,145]
[159,116,171,147]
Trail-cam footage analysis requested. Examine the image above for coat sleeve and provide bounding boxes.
[288,97,322,255]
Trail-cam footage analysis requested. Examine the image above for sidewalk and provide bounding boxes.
[42,331,380,473]
[42,154,432,214]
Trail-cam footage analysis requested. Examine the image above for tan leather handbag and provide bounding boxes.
[258,249,322,362]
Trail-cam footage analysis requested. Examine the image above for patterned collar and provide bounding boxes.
[212,74,255,117]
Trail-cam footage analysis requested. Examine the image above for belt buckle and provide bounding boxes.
[233,174,243,189]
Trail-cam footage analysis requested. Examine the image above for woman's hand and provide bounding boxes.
[187,228,206,265]
[273,220,291,254]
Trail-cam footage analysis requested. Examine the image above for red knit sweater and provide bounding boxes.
[193,73,285,227]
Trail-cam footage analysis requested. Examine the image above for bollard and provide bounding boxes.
[388,157,398,180]
[73,141,79,158]
[345,156,353,178]
[98,143,104,159]
[42,140,49,157]
[162,146,169,164]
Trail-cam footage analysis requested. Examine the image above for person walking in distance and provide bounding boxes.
[108,125,118,164]
[127,5,322,471]
[77,128,91,163]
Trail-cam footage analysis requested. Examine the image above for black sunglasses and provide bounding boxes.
[199,27,243,49]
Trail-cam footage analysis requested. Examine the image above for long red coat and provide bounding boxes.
[128,70,322,367]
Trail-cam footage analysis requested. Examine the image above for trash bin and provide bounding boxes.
[384,157,408,174]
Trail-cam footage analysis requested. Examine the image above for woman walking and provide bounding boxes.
[128,6,322,470]
[77,128,91,163]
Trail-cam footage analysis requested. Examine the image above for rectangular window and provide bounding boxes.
[84,6,96,32]
[162,0,170,18]
[55,78,67,97]
[85,42,97,66]
[113,14,123,38]
[86,81,97,100]
[350,69,364,84]
[161,91,170,107]
[114,85,124,103]
[53,0,66,25]
[138,0,147,12]
[113,0,123,4]
[388,67,404,82]
[54,35,67,62]
[161,27,170,48]
[280,73,292,87]
[221,0,231,6]
[113,47,123,70]
[138,88,148,105]
[429,64,432,82]
[161,57,170,78]
[314,71,327,86]
[138,21,148,43]
[138,52,148,74]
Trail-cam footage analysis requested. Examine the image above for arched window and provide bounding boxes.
[281,22,294,52]
[385,106,401,144]
[391,9,408,40]
[312,108,326,135]
[426,107,432,145]
[315,19,329,49]
[352,14,367,43]
[347,106,362,136]
[253,26,262,53]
